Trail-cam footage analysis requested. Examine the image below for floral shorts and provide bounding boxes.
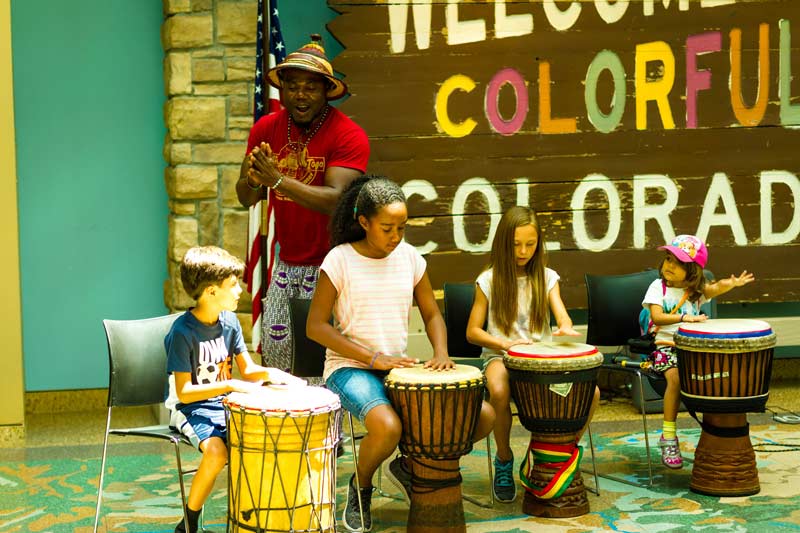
[649,345,678,373]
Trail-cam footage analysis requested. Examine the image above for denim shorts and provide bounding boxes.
[326,367,390,423]
[171,399,227,450]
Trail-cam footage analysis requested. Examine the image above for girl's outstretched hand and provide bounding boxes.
[729,270,755,287]
[553,326,581,337]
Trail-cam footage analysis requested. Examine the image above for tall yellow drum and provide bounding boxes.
[224,386,340,532]
[674,318,776,497]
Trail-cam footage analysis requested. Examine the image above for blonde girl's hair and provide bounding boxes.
[658,252,708,303]
[488,206,549,336]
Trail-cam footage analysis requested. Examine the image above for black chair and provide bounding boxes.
[584,270,664,487]
[93,313,198,533]
[288,297,326,379]
[442,282,599,501]
[443,282,483,360]
[585,270,716,487]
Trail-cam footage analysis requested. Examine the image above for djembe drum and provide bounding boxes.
[224,386,340,532]
[504,342,602,518]
[384,364,485,533]
[675,318,776,496]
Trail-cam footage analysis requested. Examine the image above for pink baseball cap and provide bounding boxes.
[659,234,708,268]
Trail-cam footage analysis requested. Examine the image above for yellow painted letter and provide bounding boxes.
[539,62,577,134]
[635,41,676,130]
[435,74,477,138]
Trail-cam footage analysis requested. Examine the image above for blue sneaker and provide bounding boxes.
[493,455,517,503]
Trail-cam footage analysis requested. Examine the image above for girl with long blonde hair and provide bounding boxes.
[466,206,589,503]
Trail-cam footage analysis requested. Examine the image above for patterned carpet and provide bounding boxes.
[3,416,800,533]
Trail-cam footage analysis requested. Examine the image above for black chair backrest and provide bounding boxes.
[585,269,719,348]
[288,298,326,378]
[585,270,659,346]
[103,313,181,408]
[443,282,483,358]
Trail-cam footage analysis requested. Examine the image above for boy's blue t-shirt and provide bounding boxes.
[164,309,248,411]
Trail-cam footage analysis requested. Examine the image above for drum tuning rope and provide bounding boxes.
[751,439,800,453]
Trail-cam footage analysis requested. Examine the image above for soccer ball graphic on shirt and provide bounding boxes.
[196,362,219,385]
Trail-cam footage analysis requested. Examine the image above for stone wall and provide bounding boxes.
[161,0,257,339]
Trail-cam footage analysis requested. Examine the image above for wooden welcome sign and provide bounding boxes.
[327,0,800,306]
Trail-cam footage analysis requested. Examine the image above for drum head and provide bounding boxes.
[507,342,598,359]
[675,318,777,352]
[385,364,482,385]
[677,318,773,338]
[504,342,602,371]
[226,385,340,415]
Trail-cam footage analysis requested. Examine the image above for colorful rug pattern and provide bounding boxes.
[3,424,800,532]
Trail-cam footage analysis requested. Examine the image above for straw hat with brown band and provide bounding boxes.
[266,33,348,100]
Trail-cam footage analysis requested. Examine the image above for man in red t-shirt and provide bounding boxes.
[237,34,370,372]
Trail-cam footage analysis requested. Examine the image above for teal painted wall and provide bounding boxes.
[13,1,168,391]
[12,0,341,391]
[280,1,343,60]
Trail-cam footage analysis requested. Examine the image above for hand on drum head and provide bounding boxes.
[229,379,264,394]
[504,338,534,351]
[682,313,708,324]
[553,326,581,337]
[423,355,456,371]
[266,368,307,387]
[371,354,419,371]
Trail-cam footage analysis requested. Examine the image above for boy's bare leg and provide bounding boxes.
[187,436,228,510]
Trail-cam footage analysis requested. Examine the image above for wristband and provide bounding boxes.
[244,175,262,191]
[369,353,380,369]
[680,313,686,322]
[271,174,284,190]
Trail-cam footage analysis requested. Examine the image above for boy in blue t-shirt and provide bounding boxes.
[165,246,301,533]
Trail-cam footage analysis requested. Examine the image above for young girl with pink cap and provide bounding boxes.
[640,234,754,468]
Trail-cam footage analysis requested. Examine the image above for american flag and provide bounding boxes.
[244,0,285,353]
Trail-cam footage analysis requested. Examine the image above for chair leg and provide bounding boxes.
[595,368,667,490]
[375,460,398,499]
[584,425,600,496]
[171,438,191,532]
[92,408,114,533]
[636,371,655,486]
[486,435,494,507]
